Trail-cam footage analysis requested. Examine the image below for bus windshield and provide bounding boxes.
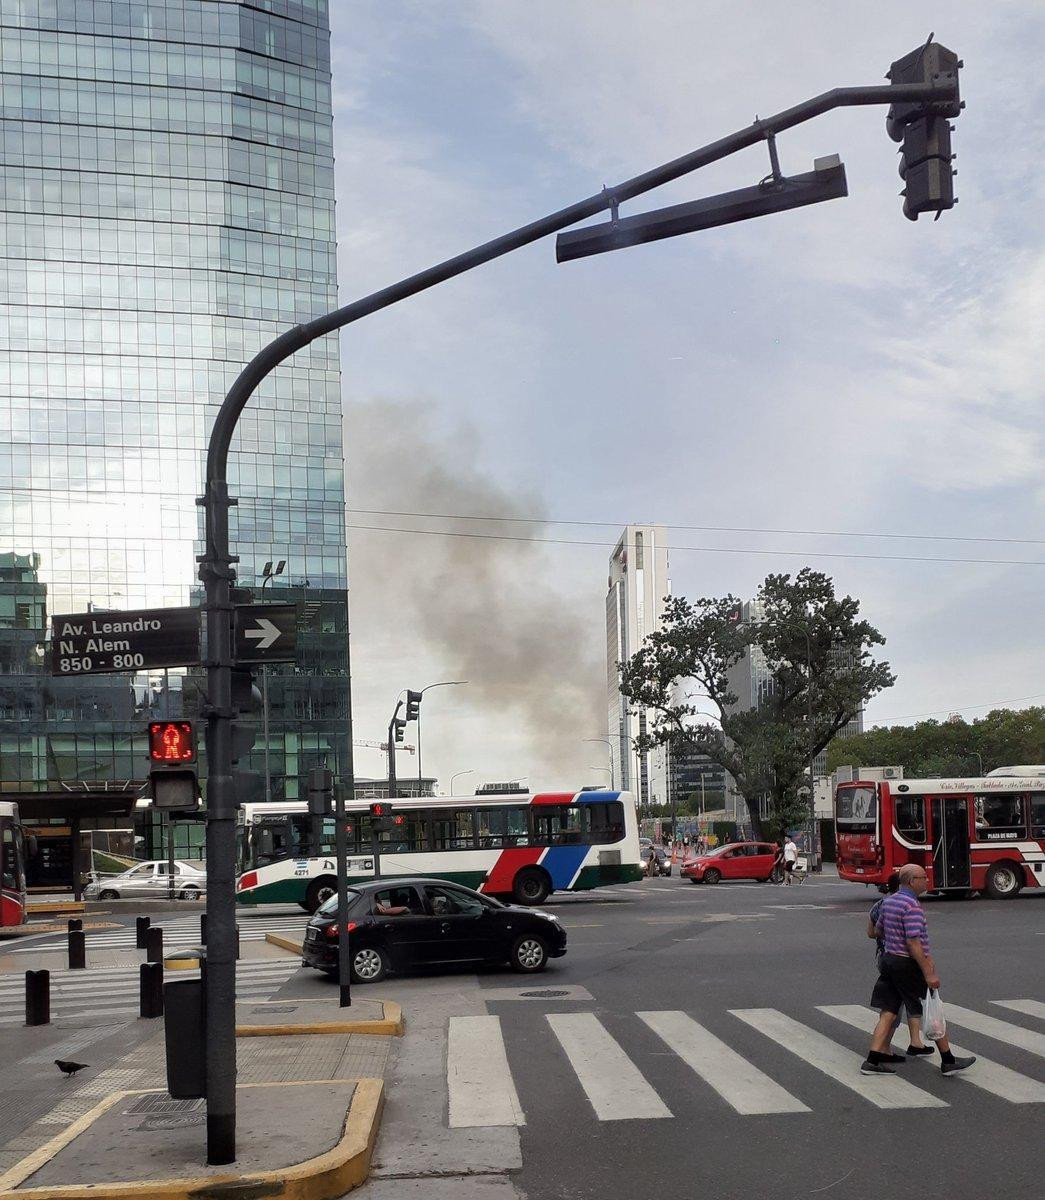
[835,784,877,832]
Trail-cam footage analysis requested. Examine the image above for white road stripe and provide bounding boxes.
[639,1010,809,1115]
[945,1005,1045,1058]
[447,1015,525,1128]
[546,1012,671,1121]
[992,1000,1045,1022]
[819,1005,1045,1105]
[731,1009,948,1109]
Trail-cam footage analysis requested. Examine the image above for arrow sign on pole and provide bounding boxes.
[234,604,298,664]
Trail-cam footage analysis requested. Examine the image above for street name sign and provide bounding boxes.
[51,607,201,676]
[233,603,298,664]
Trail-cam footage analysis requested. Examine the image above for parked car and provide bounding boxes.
[302,877,567,983]
[680,842,780,885]
[84,860,207,900]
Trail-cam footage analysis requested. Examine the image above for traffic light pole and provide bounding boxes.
[198,69,957,1166]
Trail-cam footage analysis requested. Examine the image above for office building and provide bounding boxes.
[0,2,349,878]
[606,525,670,809]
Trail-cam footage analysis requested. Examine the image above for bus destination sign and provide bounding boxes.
[50,607,201,676]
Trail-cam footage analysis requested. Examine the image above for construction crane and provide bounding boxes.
[353,739,415,755]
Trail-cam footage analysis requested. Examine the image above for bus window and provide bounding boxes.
[835,785,876,832]
[974,794,1027,839]
[477,808,507,848]
[431,810,475,851]
[587,802,625,843]
[532,805,587,845]
[1031,796,1045,839]
[505,807,530,847]
[376,811,425,853]
[1,824,14,890]
[894,795,925,841]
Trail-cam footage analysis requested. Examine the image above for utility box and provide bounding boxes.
[164,978,205,1099]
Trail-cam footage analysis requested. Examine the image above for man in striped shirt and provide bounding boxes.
[861,863,976,1077]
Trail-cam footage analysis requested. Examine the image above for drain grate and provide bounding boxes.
[520,989,569,998]
[124,1095,204,1117]
[137,1114,207,1132]
[251,1004,297,1014]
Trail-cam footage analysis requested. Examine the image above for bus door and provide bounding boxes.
[928,796,971,889]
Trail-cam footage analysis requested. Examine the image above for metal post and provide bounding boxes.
[334,782,351,1008]
[262,665,271,804]
[67,929,85,970]
[146,925,163,964]
[25,970,49,1026]
[70,814,82,903]
[195,68,955,1166]
[135,915,151,948]
[140,962,163,1018]
[167,815,176,902]
[200,913,207,945]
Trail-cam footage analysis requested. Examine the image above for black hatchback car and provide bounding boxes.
[301,877,567,983]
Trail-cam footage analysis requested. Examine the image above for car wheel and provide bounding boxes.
[351,946,389,984]
[99,889,119,900]
[178,887,200,901]
[510,934,548,973]
[512,868,551,906]
[689,877,701,884]
[984,862,1023,900]
[305,877,337,913]
[703,868,722,885]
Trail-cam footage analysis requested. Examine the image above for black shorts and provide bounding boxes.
[785,861,796,873]
[870,953,926,1016]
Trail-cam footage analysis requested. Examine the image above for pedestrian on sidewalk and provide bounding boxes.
[861,863,976,1077]
[866,873,932,1063]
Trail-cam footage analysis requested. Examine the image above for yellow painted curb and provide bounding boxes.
[25,903,87,916]
[236,1000,404,1038]
[0,1078,384,1200]
[266,931,304,955]
[162,956,199,971]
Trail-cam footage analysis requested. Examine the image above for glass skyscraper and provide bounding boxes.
[0,1,349,849]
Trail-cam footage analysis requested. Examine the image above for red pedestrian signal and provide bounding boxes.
[148,720,196,763]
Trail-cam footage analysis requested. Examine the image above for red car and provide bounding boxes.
[680,842,780,885]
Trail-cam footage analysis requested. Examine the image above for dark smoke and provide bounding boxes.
[345,398,603,781]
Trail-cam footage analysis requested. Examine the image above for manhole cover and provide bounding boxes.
[251,1004,297,1014]
[520,989,569,998]
[124,1095,204,1117]
[137,1114,207,1132]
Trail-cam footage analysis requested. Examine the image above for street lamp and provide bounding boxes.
[260,560,286,805]
[449,769,475,795]
[584,738,615,789]
[414,680,468,795]
[970,751,984,777]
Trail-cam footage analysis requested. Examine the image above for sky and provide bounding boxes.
[325,1,1045,792]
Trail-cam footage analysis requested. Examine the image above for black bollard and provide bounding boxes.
[145,925,164,964]
[67,929,86,970]
[25,970,50,1026]
[135,915,151,949]
[200,913,207,945]
[67,917,83,933]
[139,962,163,1018]
[235,925,240,961]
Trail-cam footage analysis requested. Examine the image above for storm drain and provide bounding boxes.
[250,1004,297,1014]
[520,989,570,998]
[123,1095,204,1117]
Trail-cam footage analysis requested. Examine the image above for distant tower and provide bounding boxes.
[606,526,670,808]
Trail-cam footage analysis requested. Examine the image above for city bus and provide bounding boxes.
[236,789,642,911]
[0,802,29,929]
[835,774,1045,899]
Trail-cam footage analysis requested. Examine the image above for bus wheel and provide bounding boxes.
[984,862,1023,900]
[306,877,337,913]
[512,868,550,906]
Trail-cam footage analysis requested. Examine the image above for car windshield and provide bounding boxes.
[701,846,731,858]
[317,888,362,916]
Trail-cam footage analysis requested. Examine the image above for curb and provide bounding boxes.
[237,1000,404,1038]
[265,932,304,955]
[0,1078,384,1200]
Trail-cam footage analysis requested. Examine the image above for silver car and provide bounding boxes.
[85,860,206,901]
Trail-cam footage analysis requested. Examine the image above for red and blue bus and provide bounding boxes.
[0,802,29,928]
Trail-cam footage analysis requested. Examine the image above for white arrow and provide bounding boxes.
[244,618,281,651]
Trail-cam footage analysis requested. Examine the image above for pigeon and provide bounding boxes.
[55,1060,89,1078]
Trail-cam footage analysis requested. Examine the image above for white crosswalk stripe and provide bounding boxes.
[547,1012,672,1120]
[0,960,302,1026]
[818,1005,1045,1105]
[731,1009,949,1109]
[943,1005,1045,1058]
[638,1010,809,1115]
[8,916,309,954]
[447,1016,525,1128]
[992,999,1045,1022]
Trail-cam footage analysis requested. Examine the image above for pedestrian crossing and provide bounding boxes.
[446,998,1045,1126]
[8,914,310,955]
[0,958,303,1025]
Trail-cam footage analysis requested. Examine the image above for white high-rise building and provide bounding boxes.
[606,526,671,809]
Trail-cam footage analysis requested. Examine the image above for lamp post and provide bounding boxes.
[415,681,468,795]
[259,560,286,805]
[584,738,615,789]
[449,769,475,795]
[970,750,984,777]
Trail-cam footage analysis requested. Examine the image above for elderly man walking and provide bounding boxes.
[861,863,976,1077]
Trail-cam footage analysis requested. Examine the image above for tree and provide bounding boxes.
[620,568,895,839]
[827,707,1045,777]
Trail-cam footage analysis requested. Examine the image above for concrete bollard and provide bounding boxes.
[67,929,86,970]
[145,926,164,964]
[135,915,151,948]
[139,962,164,1018]
[25,970,50,1025]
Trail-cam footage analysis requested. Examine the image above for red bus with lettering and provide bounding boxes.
[0,802,29,928]
[835,774,1045,899]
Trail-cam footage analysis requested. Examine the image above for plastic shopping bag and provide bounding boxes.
[922,988,947,1041]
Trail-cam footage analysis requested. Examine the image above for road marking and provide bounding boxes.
[731,1009,948,1109]
[993,1000,1045,1022]
[819,1005,1045,1104]
[638,1010,809,1115]
[447,1015,525,1128]
[546,1012,671,1120]
[944,1005,1045,1058]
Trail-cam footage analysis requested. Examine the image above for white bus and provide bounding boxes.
[236,789,642,911]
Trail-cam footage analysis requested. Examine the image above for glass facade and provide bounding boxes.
[0,1,349,806]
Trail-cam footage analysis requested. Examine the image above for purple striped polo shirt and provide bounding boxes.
[875,885,929,957]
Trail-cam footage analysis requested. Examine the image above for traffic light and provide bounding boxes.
[405,690,422,722]
[230,667,264,806]
[885,41,962,221]
[308,768,333,817]
[369,802,403,834]
[148,720,199,810]
[392,718,407,745]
